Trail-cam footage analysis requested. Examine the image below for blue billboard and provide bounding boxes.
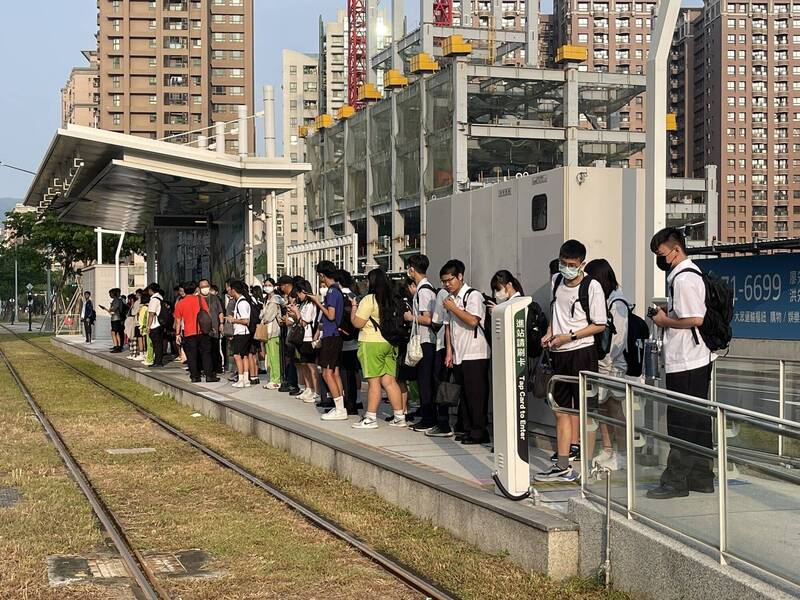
[694,254,800,340]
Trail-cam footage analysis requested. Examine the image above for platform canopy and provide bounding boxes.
[24,125,309,233]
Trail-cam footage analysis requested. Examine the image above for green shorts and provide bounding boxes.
[357,341,398,379]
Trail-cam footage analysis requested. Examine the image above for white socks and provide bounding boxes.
[333,396,345,411]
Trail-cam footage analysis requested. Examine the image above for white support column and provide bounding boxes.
[525,0,540,67]
[198,134,208,150]
[114,232,126,291]
[145,229,157,284]
[419,75,429,255]
[392,0,405,71]
[452,59,469,190]
[268,192,278,278]
[245,195,254,283]
[215,121,226,156]
[342,119,356,236]
[564,65,579,167]
[421,0,435,55]
[492,0,503,30]
[237,105,248,158]
[645,0,681,301]
[263,84,276,158]
[95,227,103,265]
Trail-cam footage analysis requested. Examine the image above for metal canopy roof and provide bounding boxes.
[24,125,309,233]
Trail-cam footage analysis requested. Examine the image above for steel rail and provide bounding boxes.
[2,330,458,600]
[0,345,169,600]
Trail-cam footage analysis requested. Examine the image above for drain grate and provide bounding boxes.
[47,549,224,587]
[0,487,21,508]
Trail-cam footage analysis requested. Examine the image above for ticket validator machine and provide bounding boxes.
[491,296,533,500]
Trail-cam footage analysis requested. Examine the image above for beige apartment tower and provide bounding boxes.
[61,50,100,128]
[96,0,254,153]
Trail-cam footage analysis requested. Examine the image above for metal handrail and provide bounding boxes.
[719,354,800,366]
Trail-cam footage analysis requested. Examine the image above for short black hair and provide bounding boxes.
[84,291,91,296]
[585,259,619,298]
[559,239,587,262]
[316,260,337,279]
[650,227,686,254]
[549,258,560,275]
[173,285,182,292]
[210,284,219,293]
[295,279,313,295]
[276,275,293,286]
[439,259,465,279]
[335,269,353,288]
[146,282,161,294]
[406,254,429,275]
[183,281,198,295]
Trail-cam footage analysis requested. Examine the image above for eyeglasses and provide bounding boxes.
[440,276,456,285]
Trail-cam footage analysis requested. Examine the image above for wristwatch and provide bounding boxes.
[570,331,578,342]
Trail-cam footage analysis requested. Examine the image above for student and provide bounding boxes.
[647,227,715,499]
[125,293,139,358]
[138,290,152,365]
[200,279,225,375]
[336,269,362,415]
[310,261,347,421]
[288,280,320,402]
[145,283,166,368]
[248,285,264,385]
[426,286,455,438]
[102,288,125,352]
[80,291,96,343]
[536,240,607,482]
[260,277,283,390]
[227,280,254,388]
[174,281,218,383]
[276,275,301,395]
[349,268,406,429]
[441,259,492,445]
[489,269,523,304]
[585,259,629,471]
[404,256,439,431]
[224,279,238,379]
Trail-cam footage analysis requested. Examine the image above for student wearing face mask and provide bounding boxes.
[537,240,607,483]
[489,270,523,304]
[198,279,225,375]
[260,277,283,390]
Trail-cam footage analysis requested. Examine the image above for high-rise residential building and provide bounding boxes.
[278,49,319,270]
[319,11,348,116]
[554,0,657,166]
[96,0,254,153]
[61,51,100,128]
[681,0,800,242]
[667,9,701,179]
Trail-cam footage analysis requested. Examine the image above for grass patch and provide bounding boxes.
[24,335,632,600]
[1,337,415,600]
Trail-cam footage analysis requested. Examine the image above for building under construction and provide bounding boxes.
[302,0,715,272]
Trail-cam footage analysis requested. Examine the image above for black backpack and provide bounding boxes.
[552,275,613,359]
[197,297,213,335]
[117,300,128,320]
[463,288,492,345]
[248,298,261,335]
[610,298,650,377]
[338,290,359,341]
[370,295,410,346]
[670,268,734,353]
[156,299,174,330]
[417,283,443,334]
[526,301,549,359]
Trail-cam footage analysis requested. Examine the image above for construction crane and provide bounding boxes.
[433,0,453,25]
[348,0,368,109]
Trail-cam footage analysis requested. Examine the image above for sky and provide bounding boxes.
[0,0,421,201]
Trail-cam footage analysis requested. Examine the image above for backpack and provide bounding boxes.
[338,289,359,341]
[370,295,410,346]
[464,288,492,345]
[156,298,174,330]
[197,297,213,335]
[610,298,650,377]
[417,283,443,334]
[526,301,549,359]
[552,275,613,359]
[248,298,261,335]
[117,300,128,320]
[670,268,734,353]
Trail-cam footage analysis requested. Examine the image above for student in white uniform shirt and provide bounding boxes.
[647,227,716,500]
[427,287,455,437]
[538,240,607,483]
[441,259,492,445]
[585,259,630,471]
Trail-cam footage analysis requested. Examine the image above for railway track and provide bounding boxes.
[0,327,457,600]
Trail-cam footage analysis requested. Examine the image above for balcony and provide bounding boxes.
[165,1,188,12]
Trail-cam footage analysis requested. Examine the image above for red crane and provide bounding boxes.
[433,0,454,25]
[348,0,368,109]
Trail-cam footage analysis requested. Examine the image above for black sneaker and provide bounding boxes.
[249,378,260,385]
[550,445,581,463]
[425,425,454,438]
[410,421,436,432]
[534,465,580,483]
[278,384,291,392]
[205,376,220,383]
[646,484,689,500]
[289,387,302,396]
[228,374,239,382]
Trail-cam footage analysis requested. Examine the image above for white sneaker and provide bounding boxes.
[142,361,153,367]
[296,388,311,400]
[352,415,378,429]
[303,393,319,404]
[263,382,280,390]
[592,448,614,467]
[321,408,348,421]
[388,416,407,428]
[595,450,624,471]
[232,378,247,388]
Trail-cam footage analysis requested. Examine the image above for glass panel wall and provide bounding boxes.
[346,112,368,211]
[369,102,392,206]
[396,83,422,202]
[425,72,454,199]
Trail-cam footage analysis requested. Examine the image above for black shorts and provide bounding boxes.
[250,338,261,355]
[134,326,142,339]
[296,341,317,364]
[111,321,124,334]
[550,345,599,410]
[341,348,360,371]
[318,336,343,370]
[232,334,252,357]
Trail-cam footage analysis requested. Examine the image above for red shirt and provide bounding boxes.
[173,295,209,337]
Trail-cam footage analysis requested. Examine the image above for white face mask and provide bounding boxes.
[319,286,328,297]
[495,289,509,302]
[264,286,274,295]
[199,287,210,296]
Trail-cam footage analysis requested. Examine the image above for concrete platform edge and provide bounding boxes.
[568,497,797,600]
[53,338,579,580]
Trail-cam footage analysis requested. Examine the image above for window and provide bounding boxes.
[111,93,121,107]
[290,223,299,233]
[531,194,547,231]
[111,19,121,31]
[111,56,121,69]
[229,32,244,42]
[149,57,157,68]
[149,94,157,105]
[112,113,121,125]
[149,114,157,123]
[111,37,121,51]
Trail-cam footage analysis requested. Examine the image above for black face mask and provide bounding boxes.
[656,255,671,272]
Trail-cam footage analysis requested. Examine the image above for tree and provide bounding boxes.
[0,243,48,302]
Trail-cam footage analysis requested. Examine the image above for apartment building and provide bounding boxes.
[278,49,319,270]
[667,9,701,179]
[554,0,655,166]
[319,11,348,115]
[61,51,100,128]
[96,0,254,153]
[687,0,800,242]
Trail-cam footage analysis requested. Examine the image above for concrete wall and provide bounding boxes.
[728,338,800,361]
